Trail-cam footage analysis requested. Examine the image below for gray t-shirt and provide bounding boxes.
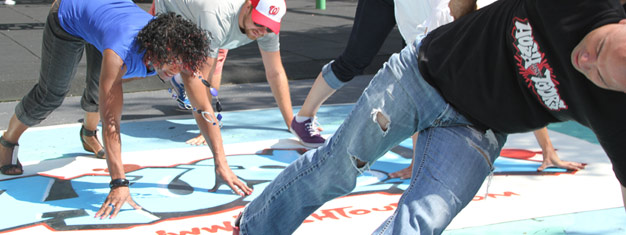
[155,0,280,58]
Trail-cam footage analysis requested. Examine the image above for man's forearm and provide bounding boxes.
[260,50,293,127]
[448,0,477,20]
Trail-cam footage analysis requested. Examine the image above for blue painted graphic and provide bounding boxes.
[1,147,413,232]
[0,105,603,233]
[0,144,574,232]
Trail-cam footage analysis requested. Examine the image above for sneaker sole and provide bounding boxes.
[176,102,192,110]
[289,128,324,148]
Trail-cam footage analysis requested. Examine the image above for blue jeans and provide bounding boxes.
[15,0,101,127]
[239,40,507,234]
[323,0,397,90]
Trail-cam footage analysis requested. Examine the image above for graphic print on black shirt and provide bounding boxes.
[512,17,567,111]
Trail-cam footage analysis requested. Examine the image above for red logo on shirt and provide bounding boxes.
[269,6,280,15]
[511,18,567,111]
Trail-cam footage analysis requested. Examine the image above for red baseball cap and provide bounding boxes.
[250,0,286,34]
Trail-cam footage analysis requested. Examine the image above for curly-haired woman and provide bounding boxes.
[0,0,208,219]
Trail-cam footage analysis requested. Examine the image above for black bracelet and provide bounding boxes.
[109,178,130,189]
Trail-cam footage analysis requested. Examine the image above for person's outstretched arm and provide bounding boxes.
[259,48,294,129]
[533,127,585,171]
[182,58,253,196]
[95,49,142,219]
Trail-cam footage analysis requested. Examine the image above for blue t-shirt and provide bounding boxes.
[57,0,157,78]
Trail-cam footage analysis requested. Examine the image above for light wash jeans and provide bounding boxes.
[15,0,101,127]
[239,39,507,234]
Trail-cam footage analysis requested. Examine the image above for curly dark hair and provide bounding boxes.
[137,12,210,72]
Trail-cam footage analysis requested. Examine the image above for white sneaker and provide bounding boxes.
[168,74,192,110]
[4,0,16,5]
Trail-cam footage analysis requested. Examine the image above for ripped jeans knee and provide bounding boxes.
[349,154,371,175]
[345,109,392,173]
[372,109,390,133]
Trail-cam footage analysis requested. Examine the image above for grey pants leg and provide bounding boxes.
[16,0,102,126]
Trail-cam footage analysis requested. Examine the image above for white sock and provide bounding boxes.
[295,115,311,123]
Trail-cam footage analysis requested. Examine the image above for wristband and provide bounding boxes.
[109,178,130,189]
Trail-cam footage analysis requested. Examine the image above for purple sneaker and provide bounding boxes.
[289,117,325,148]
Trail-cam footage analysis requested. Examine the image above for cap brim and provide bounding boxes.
[251,10,281,34]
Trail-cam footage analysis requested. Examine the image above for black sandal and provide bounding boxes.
[80,126,106,159]
[0,136,23,175]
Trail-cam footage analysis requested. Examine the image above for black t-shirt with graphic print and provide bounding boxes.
[418,0,626,186]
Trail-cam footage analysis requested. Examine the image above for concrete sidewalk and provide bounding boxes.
[0,0,402,102]
[0,75,375,130]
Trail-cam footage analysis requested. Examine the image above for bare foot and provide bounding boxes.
[186,134,207,146]
[389,166,412,179]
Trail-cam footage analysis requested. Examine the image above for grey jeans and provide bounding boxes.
[15,0,102,127]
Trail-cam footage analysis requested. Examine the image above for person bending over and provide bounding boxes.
[235,0,626,233]
[0,0,209,219]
